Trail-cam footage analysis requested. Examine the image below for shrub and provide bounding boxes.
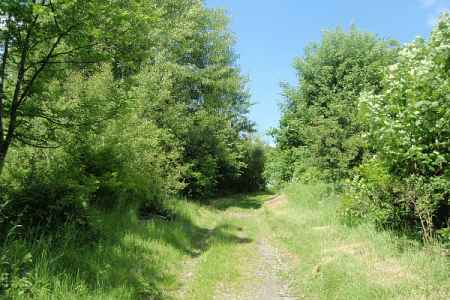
[0,150,96,234]
[0,241,33,298]
[339,157,414,229]
[347,13,450,240]
[361,13,450,180]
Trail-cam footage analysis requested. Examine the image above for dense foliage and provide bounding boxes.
[0,0,265,237]
[342,14,450,241]
[268,14,450,241]
[1,1,448,298]
[0,2,267,296]
[268,27,397,187]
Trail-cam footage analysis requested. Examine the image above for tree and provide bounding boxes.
[0,1,92,173]
[0,0,157,175]
[128,5,254,198]
[271,27,397,183]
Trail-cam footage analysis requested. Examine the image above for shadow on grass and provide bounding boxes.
[150,214,252,258]
[31,207,253,300]
[208,192,273,211]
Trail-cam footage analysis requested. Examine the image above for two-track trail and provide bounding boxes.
[174,194,298,300]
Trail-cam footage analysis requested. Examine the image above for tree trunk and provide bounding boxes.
[0,148,6,177]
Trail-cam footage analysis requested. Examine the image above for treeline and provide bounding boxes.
[0,0,266,237]
[267,13,450,242]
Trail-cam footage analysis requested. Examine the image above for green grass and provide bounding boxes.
[266,183,450,300]
[2,200,192,299]
[1,193,273,300]
[181,193,272,299]
[4,187,448,300]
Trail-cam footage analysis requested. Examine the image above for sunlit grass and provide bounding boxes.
[4,205,187,299]
[266,184,450,299]
[182,192,274,300]
[1,193,274,300]
[7,186,444,300]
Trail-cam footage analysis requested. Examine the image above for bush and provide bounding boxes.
[346,13,450,240]
[0,150,96,235]
[340,158,411,228]
[361,13,450,180]
[0,240,34,298]
[227,139,267,193]
[0,75,186,235]
[342,158,450,241]
[264,147,303,190]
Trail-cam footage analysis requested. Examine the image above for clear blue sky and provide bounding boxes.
[205,0,449,143]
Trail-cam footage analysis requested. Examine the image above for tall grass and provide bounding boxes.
[266,184,450,299]
[1,199,203,299]
[1,193,273,300]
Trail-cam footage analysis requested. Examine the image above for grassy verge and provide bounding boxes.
[2,200,195,299]
[266,183,450,299]
[1,193,273,300]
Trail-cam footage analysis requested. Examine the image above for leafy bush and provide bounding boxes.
[340,158,415,229]
[342,162,449,241]
[437,227,450,248]
[343,14,450,240]
[0,65,186,235]
[239,139,267,192]
[0,240,34,298]
[264,147,303,190]
[0,150,95,234]
[361,13,450,180]
[225,139,267,193]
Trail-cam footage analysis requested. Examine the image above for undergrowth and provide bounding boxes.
[0,199,200,299]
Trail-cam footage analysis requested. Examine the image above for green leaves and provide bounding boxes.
[0,0,260,241]
[343,12,450,239]
[365,12,450,178]
[271,27,397,184]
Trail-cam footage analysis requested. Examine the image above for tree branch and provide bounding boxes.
[48,0,62,32]
[34,112,71,127]
[0,30,10,151]
[17,24,76,108]
[27,42,100,67]
[14,133,62,149]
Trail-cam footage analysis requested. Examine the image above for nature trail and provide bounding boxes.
[214,195,297,300]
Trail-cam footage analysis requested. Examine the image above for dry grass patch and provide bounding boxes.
[264,195,288,209]
[369,258,418,288]
[311,225,333,231]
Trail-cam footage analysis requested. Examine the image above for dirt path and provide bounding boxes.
[264,195,288,209]
[246,238,295,300]
[213,195,297,300]
[176,189,450,300]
